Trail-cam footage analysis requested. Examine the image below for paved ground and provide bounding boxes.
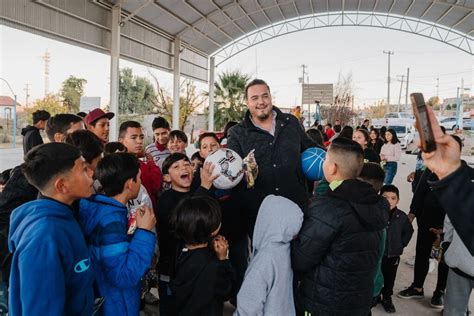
[1,147,472,316]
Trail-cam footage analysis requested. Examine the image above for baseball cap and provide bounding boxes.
[84,108,115,126]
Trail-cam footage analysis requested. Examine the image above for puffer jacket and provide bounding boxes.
[291,179,389,316]
[79,194,156,316]
[227,106,315,231]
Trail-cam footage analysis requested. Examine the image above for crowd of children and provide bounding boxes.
[0,81,472,316]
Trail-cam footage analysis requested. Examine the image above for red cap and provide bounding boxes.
[84,108,115,125]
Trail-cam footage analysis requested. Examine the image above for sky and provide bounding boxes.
[0,24,472,111]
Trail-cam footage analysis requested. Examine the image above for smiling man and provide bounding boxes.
[84,108,115,143]
[227,79,315,234]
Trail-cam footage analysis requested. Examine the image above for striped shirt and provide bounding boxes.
[145,143,170,169]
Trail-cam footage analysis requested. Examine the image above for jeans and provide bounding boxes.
[158,280,176,316]
[444,269,473,316]
[384,162,398,184]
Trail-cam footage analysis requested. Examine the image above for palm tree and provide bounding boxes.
[210,71,250,130]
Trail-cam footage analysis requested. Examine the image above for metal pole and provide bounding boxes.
[405,68,410,112]
[172,37,181,130]
[398,75,404,112]
[13,95,17,148]
[456,87,460,128]
[383,51,394,113]
[109,4,121,141]
[208,56,215,131]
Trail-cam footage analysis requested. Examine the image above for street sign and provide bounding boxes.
[302,84,333,104]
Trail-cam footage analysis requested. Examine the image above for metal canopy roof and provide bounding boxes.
[112,0,474,58]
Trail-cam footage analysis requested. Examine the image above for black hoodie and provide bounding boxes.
[21,125,43,155]
[292,179,389,316]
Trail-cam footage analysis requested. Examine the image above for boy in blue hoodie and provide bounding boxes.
[79,153,157,315]
[8,143,95,316]
[235,195,303,316]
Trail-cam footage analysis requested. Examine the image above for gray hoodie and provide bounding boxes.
[234,195,303,316]
[443,215,474,277]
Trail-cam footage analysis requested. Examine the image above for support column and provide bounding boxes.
[109,4,121,141]
[172,37,181,130]
[208,56,215,131]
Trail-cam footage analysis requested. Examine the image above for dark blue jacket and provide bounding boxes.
[8,197,94,316]
[79,194,156,315]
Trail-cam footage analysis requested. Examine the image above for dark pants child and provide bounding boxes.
[381,256,400,299]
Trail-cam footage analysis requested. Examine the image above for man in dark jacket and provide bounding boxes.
[227,79,315,234]
[21,110,50,155]
[292,138,388,316]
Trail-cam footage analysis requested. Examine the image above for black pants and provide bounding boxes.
[381,256,400,299]
[413,228,448,292]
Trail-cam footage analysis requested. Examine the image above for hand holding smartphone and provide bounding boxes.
[410,92,437,153]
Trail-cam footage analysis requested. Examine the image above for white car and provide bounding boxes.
[387,124,417,150]
[439,117,458,131]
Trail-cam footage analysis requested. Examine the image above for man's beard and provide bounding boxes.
[256,112,270,120]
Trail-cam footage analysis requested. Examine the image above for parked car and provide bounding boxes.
[440,117,458,130]
[372,112,414,128]
[388,124,417,150]
[463,118,473,131]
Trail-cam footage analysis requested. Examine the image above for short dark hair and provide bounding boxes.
[22,143,81,191]
[65,130,104,164]
[162,153,190,175]
[328,137,364,179]
[326,123,332,128]
[168,130,188,143]
[119,121,142,139]
[45,114,83,142]
[152,116,170,131]
[76,112,87,118]
[32,110,51,124]
[191,151,205,164]
[245,79,270,99]
[451,135,462,150]
[334,125,342,133]
[381,184,400,199]
[95,153,140,197]
[198,132,219,148]
[359,162,385,192]
[170,195,221,245]
[104,142,127,155]
[385,129,400,144]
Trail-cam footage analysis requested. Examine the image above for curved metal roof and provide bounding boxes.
[114,0,473,57]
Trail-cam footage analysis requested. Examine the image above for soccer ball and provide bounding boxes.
[301,147,326,181]
[205,148,244,189]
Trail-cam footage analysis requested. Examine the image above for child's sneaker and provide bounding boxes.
[398,286,424,299]
[381,298,396,313]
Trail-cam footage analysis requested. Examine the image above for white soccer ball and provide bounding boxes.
[205,148,244,189]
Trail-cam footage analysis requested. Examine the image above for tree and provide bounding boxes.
[119,68,156,115]
[26,94,66,123]
[321,71,356,124]
[207,71,250,130]
[60,76,87,113]
[150,73,206,130]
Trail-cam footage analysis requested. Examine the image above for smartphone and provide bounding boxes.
[410,92,436,153]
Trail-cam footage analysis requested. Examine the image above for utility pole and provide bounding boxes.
[383,50,394,113]
[405,68,410,112]
[42,50,50,96]
[300,64,308,126]
[397,75,405,112]
[24,83,31,108]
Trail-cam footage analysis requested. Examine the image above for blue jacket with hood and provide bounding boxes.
[79,194,156,316]
[8,197,94,316]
